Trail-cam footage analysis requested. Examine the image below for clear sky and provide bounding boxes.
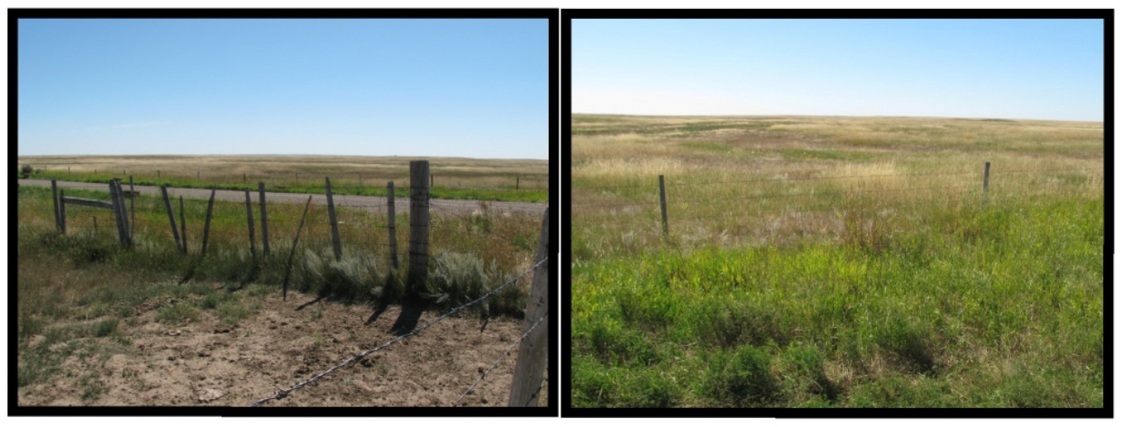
[572,19,1104,121]
[18,18,549,159]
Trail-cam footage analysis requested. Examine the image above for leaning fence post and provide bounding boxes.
[179,196,187,254]
[388,180,399,270]
[325,176,342,261]
[160,185,182,252]
[659,175,669,236]
[114,179,131,246]
[109,179,129,246]
[259,182,270,256]
[201,188,216,256]
[408,161,431,301]
[51,179,61,232]
[245,190,256,259]
[282,196,314,301]
[58,189,67,234]
[509,208,550,407]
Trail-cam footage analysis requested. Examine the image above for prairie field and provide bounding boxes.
[570,114,1104,408]
[15,156,549,406]
[17,155,549,203]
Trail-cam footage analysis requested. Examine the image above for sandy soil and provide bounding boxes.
[17,287,546,407]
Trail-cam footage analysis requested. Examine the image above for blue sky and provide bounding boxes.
[18,18,549,158]
[572,19,1104,121]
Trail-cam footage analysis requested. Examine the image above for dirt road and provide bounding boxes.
[18,179,547,216]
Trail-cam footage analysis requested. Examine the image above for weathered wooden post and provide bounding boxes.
[245,190,256,259]
[113,180,131,247]
[160,185,182,251]
[129,176,135,238]
[179,196,187,254]
[51,179,61,232]
[59,189,67,234]
[107,179,122,240]
[408,161,430,301]
[201,188,216,256]
[509,208,550,407]
[388,181,399,270]
[259,182,270,256]
[659,175,669,236]
[516,176,520,190]
[983,161,991,200]
[325,176,342,261]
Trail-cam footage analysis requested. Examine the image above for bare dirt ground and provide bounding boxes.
[17,179,547,216]
[17,285,545,407]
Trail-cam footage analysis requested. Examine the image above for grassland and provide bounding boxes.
[17,174,545,402]
[569,115,1104,408]
[17,155,549,203]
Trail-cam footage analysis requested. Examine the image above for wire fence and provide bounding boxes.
[572,165,1104,238]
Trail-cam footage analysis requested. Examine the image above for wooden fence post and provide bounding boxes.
[659,175,669,236]
[408,161,430,301]
[51,179,61,232]
[259,182,270,256]
[516,176,520,190]
[283,196,314,301]
[113,180,131,247]
[59,189,67,234]
[107,179,124,244]
[325,176,342,261]
[179,196,187,254]
[388,181,399,270]
[201,188,216,256]
[93,216,98,233]
[983,161,991,199]
[160,185,182,252]
[129,176,135,238]
[245,190,256,259]
[509,207,550,407]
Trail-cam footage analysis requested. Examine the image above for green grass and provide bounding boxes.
[574,196,1102,407]
[571,114,1103,408]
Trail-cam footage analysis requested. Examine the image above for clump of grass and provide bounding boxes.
[700,344,779,407]
[156,302,200,326]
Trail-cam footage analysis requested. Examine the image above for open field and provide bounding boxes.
[17,155,549,203]
[570,114,1104,408]
[16,159,549,406]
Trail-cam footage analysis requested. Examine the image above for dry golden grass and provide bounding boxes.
[571,114,1104,258]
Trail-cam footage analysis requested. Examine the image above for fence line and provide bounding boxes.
[248,256,548,407]
[573,165,1102,235]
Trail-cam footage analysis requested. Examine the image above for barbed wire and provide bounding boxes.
[247,255,548,407]
[452,312,548,407]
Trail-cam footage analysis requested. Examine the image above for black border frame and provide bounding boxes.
[561,8,1113,418]
[8,8,559,417]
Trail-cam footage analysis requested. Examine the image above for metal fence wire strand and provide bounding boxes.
[452,312,548,407]
[248,256,548,407]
